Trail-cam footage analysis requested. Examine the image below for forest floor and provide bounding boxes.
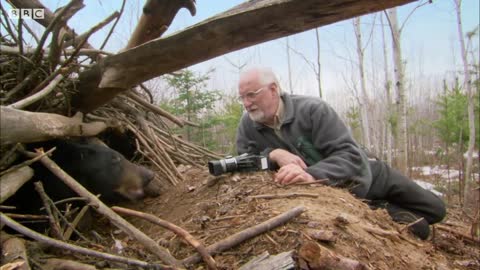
[101,165,479,269]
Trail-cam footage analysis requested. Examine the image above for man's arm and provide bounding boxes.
[304,101,372,197]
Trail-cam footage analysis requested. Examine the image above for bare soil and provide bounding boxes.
[107,165,480,269]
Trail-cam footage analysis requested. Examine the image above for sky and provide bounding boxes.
[2,0,479,111]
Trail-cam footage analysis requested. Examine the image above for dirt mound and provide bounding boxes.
[109,166,478,269]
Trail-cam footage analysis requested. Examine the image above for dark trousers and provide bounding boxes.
[365,160,446,224]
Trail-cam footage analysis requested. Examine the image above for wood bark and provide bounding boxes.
[238,251,295,270]
[71,0,416,112]
[0,166,33,204]
[0,233,31,270]
[0,107,107,145]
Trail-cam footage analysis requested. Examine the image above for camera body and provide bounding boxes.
[208,153,269,176]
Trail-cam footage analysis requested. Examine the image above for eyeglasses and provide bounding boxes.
[237,87,265,103]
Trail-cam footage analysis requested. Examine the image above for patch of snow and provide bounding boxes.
[414,180,443,197]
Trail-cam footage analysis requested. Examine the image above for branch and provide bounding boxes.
[113,206,217,270]
[0,213,168,269]
[248,192,319,199]
[182,206,306,266]
[7,74,64,109]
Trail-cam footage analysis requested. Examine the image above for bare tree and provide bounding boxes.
[380,13,394,165]
[353,17,372,149]
[454,0,477,207]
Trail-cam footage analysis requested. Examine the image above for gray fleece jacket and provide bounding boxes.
[236,94,372,198]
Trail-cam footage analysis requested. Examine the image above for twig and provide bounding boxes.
[249,193,319,199]
[0,4,19,44]
[100,0,126,50]
[437,224,480,245]
[63,11,119,49]
[0,146,55,177]
[7,74,64,109]
[182,206,306,266]
[0,213,169,269]
[3,69,42,102]
[63,205,89,241]
[31,0,83,64]
[4,213,48,220]
[399,217,425,233]
[34,181,64,240]
[21,150,182,267]
[127,92,184,127]
[113,206,217,270]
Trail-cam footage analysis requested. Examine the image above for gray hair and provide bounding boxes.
[245,67,283,95]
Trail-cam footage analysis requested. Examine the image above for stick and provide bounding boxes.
[34,181,64,240]
[182,206,306,266]
[7,74,64,109]
[0,147,55,177]
[127,92,184,127]
[437,224,480,245]
[113,206,217,270]
[0,213,169,269]
[249,193,319,199]
[21,151,182,267]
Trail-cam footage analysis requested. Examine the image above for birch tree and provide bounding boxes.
[386,8,408,174]
[381,13,394,165]
[353,17,372,149]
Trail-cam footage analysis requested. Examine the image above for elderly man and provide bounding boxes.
[235,67,446,240]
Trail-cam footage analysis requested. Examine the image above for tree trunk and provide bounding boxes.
[353,17,372,149]
[315,28,323,99]
[454,0,476,207]
[387,8,408,174]
[381,13,393,165]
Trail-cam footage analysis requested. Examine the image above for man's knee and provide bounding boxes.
[427,195,447,224]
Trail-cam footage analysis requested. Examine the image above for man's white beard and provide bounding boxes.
[248,109,265,123]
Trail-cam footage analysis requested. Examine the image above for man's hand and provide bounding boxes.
[269,149,307,169]
[274,163,316,185]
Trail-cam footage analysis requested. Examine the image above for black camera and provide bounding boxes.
[208,153,269,176]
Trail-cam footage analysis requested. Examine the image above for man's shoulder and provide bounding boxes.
[288,94,328,110]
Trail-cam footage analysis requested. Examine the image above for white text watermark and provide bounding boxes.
[8,8,45,19]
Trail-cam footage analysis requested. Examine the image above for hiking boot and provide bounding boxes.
[390,210,430,240]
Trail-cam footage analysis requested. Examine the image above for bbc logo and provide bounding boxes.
[8,9,45,19]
